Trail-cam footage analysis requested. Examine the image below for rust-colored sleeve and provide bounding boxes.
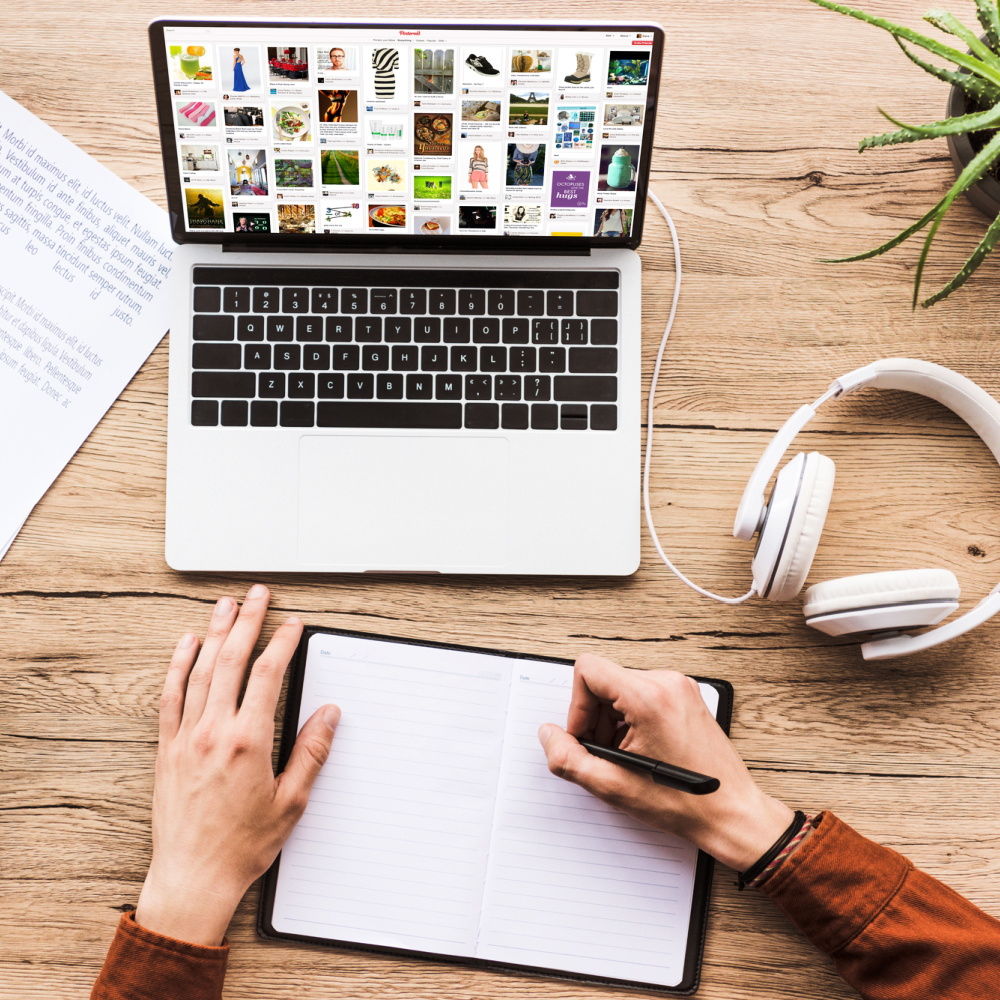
[761,811,1000,999]
[91,910,228,1000]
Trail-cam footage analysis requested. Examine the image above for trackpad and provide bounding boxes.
[298,435,509,569]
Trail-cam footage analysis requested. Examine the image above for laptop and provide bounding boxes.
[148,18,664,574]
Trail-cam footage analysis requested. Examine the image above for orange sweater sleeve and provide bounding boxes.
[91,910,228,1000]
[761,811,1000,999]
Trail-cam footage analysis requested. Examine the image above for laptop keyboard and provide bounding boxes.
[188,267,619,432]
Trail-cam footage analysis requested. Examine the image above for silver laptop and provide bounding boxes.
[149,18,664,574]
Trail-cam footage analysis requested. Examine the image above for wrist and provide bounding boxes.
[701,791,796,871]
[135,872,242,947]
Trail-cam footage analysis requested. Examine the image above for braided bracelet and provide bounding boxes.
[737,810,812,891]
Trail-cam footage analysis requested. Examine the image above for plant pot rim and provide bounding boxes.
[946,53,1000,219]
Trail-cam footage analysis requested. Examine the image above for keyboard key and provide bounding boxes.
[252,287,279,313]
[296,316,323,341]
[191,399,218,425]
[501,402,529,430]
[193,314,234,340]
[250,400,278,426]
[509,346,537,373]
[274,346,301,370]
[280,401,314,426]
[561,404,588,430]
[414,318,441,342]
[377,373,404,399]
[472,317,500,343]
[222,287,249,313]
[532,319,559,345]
[539,347,566,373]
[531,403,558,429]
[518,290,545,314]
[435,375,463,399]
[494,375,521,400]
[480,346,506,372]
[591,319,618,345]
[554,376,617,402]
[450,347,477,372]
[317,401,462,429]
[502,318,530,344]
[193,343,240,369]
[465,375,492,400]
[362,345,389,371]
[355,317,382,342]
[267,316,294,341]
[421,346,448,371]
[591,404,618,430]
[385,318,411,342]
[400,288,427,314]
[458,289,486,315]
[547,290,574,315]
[237,315,265,341]
[244,345,271,369]
[192,372,255,398]
[289,373,315,398]
[488,289,516,315]
[407,374,433,399]
[282,287,310,313]
[318,374,345,398]
[221,400,248,426]
[370,288,397,314]
[333,345,360,370]
[258,373,285,398]
[576,289,618,317]
[444,317,470,343]
[429,289,456,314]
[193,286,221,312]
[465,402,499,429]
[347,374,375,398]
[303,346,330,370]
[326,316,352,342]
[392,346,419,371]
[525,375,551,401]
[569,347,618,373]
[312,288,338,313]
[561,319,588,345]
[342,288,367,313]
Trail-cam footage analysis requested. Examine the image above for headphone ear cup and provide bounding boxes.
[752,452,835,601]
[803,568,961,637]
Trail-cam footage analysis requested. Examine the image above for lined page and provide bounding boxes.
[477,661,719,988]
[271,632,512,956]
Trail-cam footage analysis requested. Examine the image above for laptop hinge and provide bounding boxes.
[221,244,593,257]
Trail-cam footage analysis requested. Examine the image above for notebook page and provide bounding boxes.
[270,632,512,956]
[477,662,720,988]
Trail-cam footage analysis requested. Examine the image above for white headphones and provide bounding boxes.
[644,199,1000,660]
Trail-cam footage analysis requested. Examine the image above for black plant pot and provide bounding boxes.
[946,74,1000,218]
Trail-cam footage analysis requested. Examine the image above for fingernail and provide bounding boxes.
[248,583,268,599]
[285,615,302,626]
[538,723,554,744]
[178,632,197,649]
[323,705,341,730]
[215,597,234,615]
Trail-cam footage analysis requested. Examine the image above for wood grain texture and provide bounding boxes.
[2,1,1000,998]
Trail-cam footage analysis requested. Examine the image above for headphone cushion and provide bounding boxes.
[803,568,960,619]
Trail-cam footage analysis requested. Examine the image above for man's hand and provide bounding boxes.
[538,653,793,871]
[135,585,340,946]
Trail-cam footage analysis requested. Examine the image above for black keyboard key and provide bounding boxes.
[458,289,486,315]
[333,345,360,370]
[561,404,588,430]
[312,288,338,313]
[192,372,255,398]
[193,343,240,369]
[347,374,375,398]
[407,374,433,399]
[342,288,368,313]
[400,288,427,314]
[488,289,516,315]
[554,376,617,402]
[502,317,530,344]
[280,401,314,426]
[237,315,265,341]
[370,288,397,314]
[289,373,315,398]
[501,402,529,429]
[258,373,285,398]
[591,404,617,430]
[222,287,250,313]
[518,290,545,315]
[444,317,471,343]
[531,403,558,429]
[421,346,448,371]
[532,319,559,345]
[392,346,419,371]
[220,400,248,426]
[267,316,295,341]
[250,400,278,426]
[385,317,411,342]
[494,375,521,400]
[577,289,619,317]
[274,346,301,370]
[326,316,353,342]
[569,347,618,373]
[509,346,537,373]
[465,375,492,400]
[355,317,382,342]
[193,314,234,341]
[296,316,323,341]
[525,375,551,401]
[547,290,574,315]
[282,287,309,313]
[244,345,271,369]
[377,373,404,399]
[252,287,279,313]
[436,374,463,399]
[193,286,221,312]
[191,399,218,425]
[561,319,588,345]
[318,374,345,398]
[591,319,618,345]
[362,345,389,371]
[465,402,499,429]
[480,346,506,372]
[450,347,477,372]
[303,345,330,370]
[539,347,566,373]
[414,318,441,342]
[317,401,463,429]
[472,317,500,344]
[429,289,456,314]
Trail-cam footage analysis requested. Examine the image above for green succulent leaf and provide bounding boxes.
[895,38,1000,104]
[920,208,1000,305]
[808,0,1000,88]
[912,127,1000,307]
[924,9,1000,69]
[821,196,947,262]
[860,102,1000,149]
[973,0,1000,52]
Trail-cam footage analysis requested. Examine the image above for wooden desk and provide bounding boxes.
[2,3,999,997]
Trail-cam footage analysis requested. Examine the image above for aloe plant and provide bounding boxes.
[811,0,1000,307]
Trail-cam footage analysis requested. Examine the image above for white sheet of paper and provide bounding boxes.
[0,90,172,559]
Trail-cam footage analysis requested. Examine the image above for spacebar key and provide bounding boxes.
[317,401,463,428]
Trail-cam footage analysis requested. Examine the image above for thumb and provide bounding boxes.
[277,704,340,813]
[537,723,642,807]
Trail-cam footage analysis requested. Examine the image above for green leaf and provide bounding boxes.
[859,101,1000,149]
[912,127,1000,306]
[808,0,1000,88]
[895,37,1000,104]
[920,207,1000,305]
[924,9,1000,69]
[973,0,1000,52]
[821,196,947,262]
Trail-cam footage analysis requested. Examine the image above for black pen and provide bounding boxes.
[579,739,720,795]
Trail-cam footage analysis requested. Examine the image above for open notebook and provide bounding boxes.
[259,628,732,994]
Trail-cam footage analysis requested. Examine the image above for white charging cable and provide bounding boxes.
[643,190,756,604]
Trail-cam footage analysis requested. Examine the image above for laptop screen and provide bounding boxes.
[149,20,663,250]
